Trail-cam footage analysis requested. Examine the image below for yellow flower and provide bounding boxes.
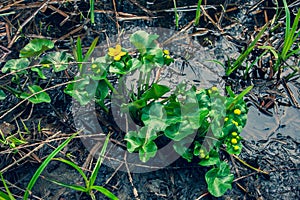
[232,120,238,126]
[166,55,171,59]
[233,145,239,151]
[231,138,238,144]
[211,86,218,91]
[224,117,229,122]
[234,109,241,115]
[231,132,238,137]
[108,44,126,61]
[163,49,170,55]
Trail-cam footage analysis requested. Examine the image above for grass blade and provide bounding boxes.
[89,134,110,189]
[173,0,179,28]
[91,186,118,200]
[52,158,88,184]
[0,172,16,200]
[89,0,95,24]
[227,85,253,110]
[23,131,80,200]
[226,23,268,76]
[44,177,87,192]
[76,37,83,62]
[83,37,99,62]
[194,0,203,26]
[281,1,300,60]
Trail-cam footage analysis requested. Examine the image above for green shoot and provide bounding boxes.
[226,23,268,76]
[173,0,179,29]
[23,131,80,200]
[45,135,118,200]
[89,0,95,24]
[0,172,16,200]
[194,0,203,25]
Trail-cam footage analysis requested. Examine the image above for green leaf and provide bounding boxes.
[130,30,159,55]
[20,85,51,104]
[205,162,234,197]
[20,39,54,58]
[0,90,6,100]
[91,186,118,200]
[44,177,87,192]
[173,136,194,162]
[141,83,170,101]
[40,51,73,72]
[24,132,79,199]
[139,140,157,162]
[2,58,30,74]
[141,102,167,131]
[164,120,195,141]
[90,57,108,80]
[52,158,88,184]
[125,131,143,153]
[31,67,47,79]
[64,77,94,105]
[0,172,16,200]
[199,150,220,166]
[125,126,158,162]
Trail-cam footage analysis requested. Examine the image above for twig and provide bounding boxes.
[231,154,269,175]
[124,152,140,200]
[0,78,83,120]
[7,0,50,49]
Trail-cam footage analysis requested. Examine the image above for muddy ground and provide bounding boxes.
[0,0,299,199]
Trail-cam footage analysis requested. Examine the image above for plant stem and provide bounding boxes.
[232,154,269,175]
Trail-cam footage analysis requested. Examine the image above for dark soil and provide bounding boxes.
[0,0,299,200]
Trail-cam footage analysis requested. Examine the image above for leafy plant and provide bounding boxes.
[0,38,73,104]
[23,131,79,199]
[44,135,118,200]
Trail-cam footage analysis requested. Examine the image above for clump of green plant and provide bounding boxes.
[224,0,299,79]
[73,30,250,197]
[0,132,117,200]
[1,30,251,197]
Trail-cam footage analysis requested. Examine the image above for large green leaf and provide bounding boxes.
[173,136,194,162]
[20,85,51,104]
[164,120,195,141]
[141,83,170,100]
[205,162,234,197]
[125,126,158,162]
[20,39,54,58]
[2,58,30,74]
[130,30,159,55]
[141,102,167,131]
[64,76,95,105]
[40,51,73,72]
[139,140,157,162]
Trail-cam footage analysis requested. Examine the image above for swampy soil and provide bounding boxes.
[0,0,299,199]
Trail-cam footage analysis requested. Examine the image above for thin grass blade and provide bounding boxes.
[226,23,268,75]
[0,172,16,200]
[173,0,179,28]
[227,85,253,110]
[91,185,118,200]
[52,158,88,184]
[194,0,202,25]
[89,0,95,24]
[83,37,99,62]
[23,131,80,200]
[44,176,87,192]
[89,134,110,188]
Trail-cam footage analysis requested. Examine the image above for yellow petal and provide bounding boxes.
[108,47,116,56]
[115,44,122,53]
[119,51,127,57]
[114,55,121,61]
